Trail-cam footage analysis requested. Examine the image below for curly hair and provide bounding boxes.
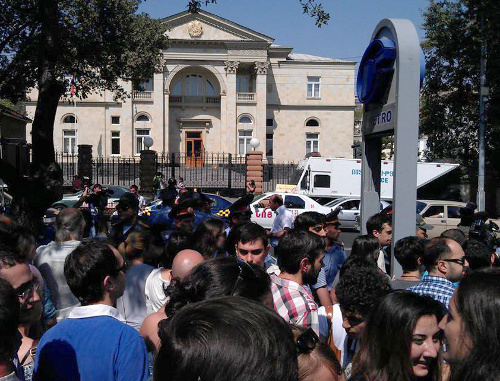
[336,265,392,317]
[161,257,270,322]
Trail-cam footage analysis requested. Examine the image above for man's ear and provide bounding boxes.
[103,275,114,291]
[417,256,423,266]
[436,259,447,275]
[299,257,310,272]
[372,230,379,238]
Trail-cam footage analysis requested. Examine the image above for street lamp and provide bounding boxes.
[144,136,154,150]
[249,137,260,151]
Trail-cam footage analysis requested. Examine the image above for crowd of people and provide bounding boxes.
[0,181,499,381]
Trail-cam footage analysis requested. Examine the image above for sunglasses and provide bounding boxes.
[341,309,365,327]
[296,328,319,354]
[231,258,257,295]
[237,248,264,255]
[325,222,341,228]
[311,225,326,232]
[442,256,467,266]
[15,278,40,302]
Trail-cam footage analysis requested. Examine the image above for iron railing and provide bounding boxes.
[263,163,300,193]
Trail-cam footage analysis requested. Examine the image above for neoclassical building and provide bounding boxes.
[25,10,356,163]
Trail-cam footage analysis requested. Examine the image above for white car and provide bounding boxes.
[325,197,391,231]
[250,192,331,229]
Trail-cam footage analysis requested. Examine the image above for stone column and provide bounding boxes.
[77,144,93,183]
[246,151,263,194]
[224,61,239,153]
[254,61,269,161]
[140,150,157,196]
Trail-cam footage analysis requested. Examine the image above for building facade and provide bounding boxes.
[25,11,356,163]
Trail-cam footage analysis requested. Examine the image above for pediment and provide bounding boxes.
[162,11,274,44]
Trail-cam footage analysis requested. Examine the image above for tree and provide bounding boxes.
[0,0,167,229]
[420,0,500,171]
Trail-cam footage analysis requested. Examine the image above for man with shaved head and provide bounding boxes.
[140,249,204,352]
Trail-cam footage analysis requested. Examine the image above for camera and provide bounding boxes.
[469,218,499,251]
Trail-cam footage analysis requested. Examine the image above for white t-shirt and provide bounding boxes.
[144,268,172,315]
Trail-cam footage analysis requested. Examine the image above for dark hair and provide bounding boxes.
[55,208,85,242]
[0,278,20,362]
[325,209,340,222]
[450,268,500,380]
[366,213,392,235]
[192,219,225,259]
[350,235,380,262]
[291,326,341,381]
[463,239,492,270]
[64,241,119,305]
[155,296,297,381]
[12,225,36,262]
[0,248,19,270]
[294,212,326,231]
[440,229,467,246]
[235,222,268,248]
[394,236,425,272]
[352,292,445,381]
[163,257,271,318]
[336,265,392,317]
[421,237,452,271]
[161,231,192,268]
[271,194,283,206]
[130,184,138,191]
[276,230,325,274]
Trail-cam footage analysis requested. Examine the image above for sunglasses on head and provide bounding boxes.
[296,328,319,354]
[231,258,257,295]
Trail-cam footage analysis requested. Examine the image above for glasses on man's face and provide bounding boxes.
[237,248,264,256]
[231,258,257,295]
[296,328,319,354]
[15,278,40,302]
[442,256,467,266]
[341,310,365,327]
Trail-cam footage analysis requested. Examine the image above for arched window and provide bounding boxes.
[306,118,320,127]
[171,74,218,97]
[238,116,253,124]
[63,115,77,124]
[136,115,150,122]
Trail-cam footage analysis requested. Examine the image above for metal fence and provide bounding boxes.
[157,153,247,193]
[263,163,300,193]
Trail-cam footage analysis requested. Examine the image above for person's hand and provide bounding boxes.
[247,180,256,193]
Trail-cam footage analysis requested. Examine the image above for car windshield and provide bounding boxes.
[325,198,350,208]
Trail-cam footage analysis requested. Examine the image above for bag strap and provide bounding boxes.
[325,305,342,363]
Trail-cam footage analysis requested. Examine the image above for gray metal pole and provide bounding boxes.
[477,15,487,211]
[360,137,382,235]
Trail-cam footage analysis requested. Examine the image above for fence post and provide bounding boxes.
[170,153,176,179]
[246,151,263,194]
[78,145,93,184]
[140,149,157,197]
[228,153,233,190]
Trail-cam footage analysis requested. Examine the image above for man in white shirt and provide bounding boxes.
[366,212,392,273]
[268,194,294,248]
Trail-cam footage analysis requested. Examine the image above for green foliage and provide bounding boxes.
[187,0,330,26]
[420,0,500,169]
[0,0,168,103]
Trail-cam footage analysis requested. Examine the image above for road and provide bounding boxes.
[338,231,360,257]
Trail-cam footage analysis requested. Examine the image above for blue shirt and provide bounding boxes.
[407,275,456,309]
[312,243,347,291]
[34,308,148,381]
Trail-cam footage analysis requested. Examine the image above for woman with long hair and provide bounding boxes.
[191,218,226,258]
[439,268,500,381]
[349,291,446,381]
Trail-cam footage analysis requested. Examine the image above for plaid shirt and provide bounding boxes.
[271,274,319,335]
[407,275,456,309]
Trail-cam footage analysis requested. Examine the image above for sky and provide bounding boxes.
[137,0,430,64]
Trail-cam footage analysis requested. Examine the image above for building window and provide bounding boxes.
[135,129,150,154]
[237,75,252,93]
[266,133,273,157]
[111,116,120,125]
[238,116,253,124]
[307,76,320,98]
[266,119,274,127]
[306,118,320,127]
[136,114,150,122]
[306,133,319,155]
[111,131,120,155]
[63,130,77,154]
[62,115,77,124]
[135,78,153,92]
[238,130,253,156]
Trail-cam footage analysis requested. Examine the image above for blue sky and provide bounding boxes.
[138,0,430,63]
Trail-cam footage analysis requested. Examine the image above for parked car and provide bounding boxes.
[52,185,131,214]
[141,193,232,219]
[250,192,331,229]
[325,197,391,231]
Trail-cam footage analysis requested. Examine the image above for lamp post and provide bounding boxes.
[249,137,260,151]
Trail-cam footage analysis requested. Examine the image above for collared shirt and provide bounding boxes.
[271,274,319,335]
[312,242,346,291]
[270,205,294,246]
[68,304,125,322]
[407,275,456,308]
